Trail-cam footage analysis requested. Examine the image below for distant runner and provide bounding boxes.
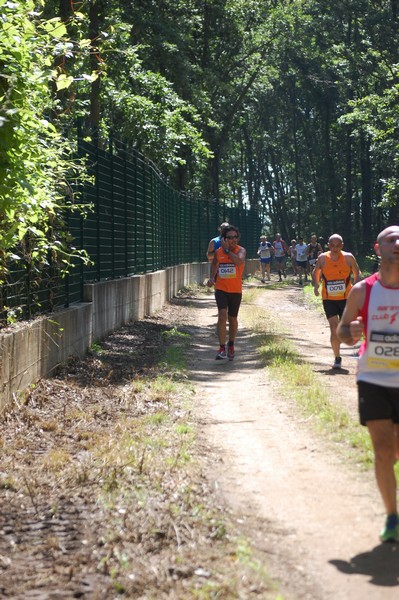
[289,239,298,276]
[207,226,246,361]
[337,225,399,542]
[295,236,308,285]
[272,233,288,281]
[257,235,273,282]
[313,233,361,369]
[307,233,323,278]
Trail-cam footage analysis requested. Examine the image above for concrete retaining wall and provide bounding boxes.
[0,304,93,412]
[0,259,258,413]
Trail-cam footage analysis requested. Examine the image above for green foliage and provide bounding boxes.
[103,53,212,171]
[340,70,399,209]
[5,0,399,281]
[0,0,89,282]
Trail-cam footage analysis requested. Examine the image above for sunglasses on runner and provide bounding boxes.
[226,235,238,239]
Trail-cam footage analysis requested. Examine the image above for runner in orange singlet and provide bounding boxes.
[207,225,246,360]
[313,233,361,369]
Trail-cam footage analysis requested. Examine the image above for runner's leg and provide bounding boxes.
[217,308,228,346]
[228,315,238,342]
[395,423,399,460]
[367,419,398,515]
[327,315,341,358]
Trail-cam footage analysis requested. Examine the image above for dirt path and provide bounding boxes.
[1,280,399,598]
[184,282,399,600]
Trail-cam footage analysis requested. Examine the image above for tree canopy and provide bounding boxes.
[2,0,399,259]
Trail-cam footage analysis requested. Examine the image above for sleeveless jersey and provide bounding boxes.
[214,246,244,293]
[258,242,272,259]
[212,235,222,252]
[273,240,286,257]
[295,243,308,262]
[357,273,399,387]
[321,252,352,300]
[308,242,321,264]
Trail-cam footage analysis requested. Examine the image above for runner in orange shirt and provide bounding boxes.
[207,226,246,360]
[313,233,361,369]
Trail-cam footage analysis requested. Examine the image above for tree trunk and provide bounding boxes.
[341,127,353,248]
[242,125,255,207]
[360,131,373,251]
[88,0,105,136]
[51,0,73,116]
[322,102,336,233]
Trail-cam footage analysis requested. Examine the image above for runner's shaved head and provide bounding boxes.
[328,234,343,244]
[377,225,399,244]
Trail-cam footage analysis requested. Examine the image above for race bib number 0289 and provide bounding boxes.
[367,331,399,370]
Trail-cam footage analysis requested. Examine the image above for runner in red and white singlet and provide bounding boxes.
[338,225,399,542]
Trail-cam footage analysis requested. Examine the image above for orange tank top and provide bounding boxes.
[214,246,244,293]
[321,252,352,300]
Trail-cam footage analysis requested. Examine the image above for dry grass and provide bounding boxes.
[0,298,279,599]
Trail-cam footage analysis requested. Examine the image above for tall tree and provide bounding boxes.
[39,0,399,242]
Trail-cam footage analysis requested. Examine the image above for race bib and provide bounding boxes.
[326,279,345,297]
[218,263,237,278]
[367,331,399,370]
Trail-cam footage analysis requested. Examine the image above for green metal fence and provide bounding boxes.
[73,137,262,278]
[1,136,261,326]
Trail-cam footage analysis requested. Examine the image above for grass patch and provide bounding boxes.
[89,340,106,355]
[302,283,324,313]
[242,285,261,304]
[161,326,191,372]
[240,302,374,469]
[74,320,280,597]
[176,282,203,296]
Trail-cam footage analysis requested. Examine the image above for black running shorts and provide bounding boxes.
[214,290,242,317]
[357,381,399,426]
[296,260,307,270]
[322,299,346,320]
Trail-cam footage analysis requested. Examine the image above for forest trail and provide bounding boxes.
[184,282,399,600]
[1,279,399,598]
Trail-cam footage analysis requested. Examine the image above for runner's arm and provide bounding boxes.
[336,282,366,345]
[228,247,246,265]
[349,254,362,283]
[207,255,219,286]
[312,254,325,296]
[206,240,215,262]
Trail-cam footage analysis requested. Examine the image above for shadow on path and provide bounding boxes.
[330,543,399,587]
[178,296,266,385]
